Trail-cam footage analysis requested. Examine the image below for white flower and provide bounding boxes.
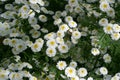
[104,23,113,34]
[54,18,62,25]
[28,17,37,25]
[44,32,56,40]
[106,0,115,3]
[58,44,69,53]
[3,38,10,45]
[72,31,81,39]
[69,61,77,68]
[111,76,120,80]
[41,28,48,33]
[12,48,21,55]
[68,21,77,28]
[29,0,38,4]
[68,0,78,7]
[111,33,120,40]
[57,30,65,38]
[9,38,18,47]
[20,12,29,19]
[100,1,110,12]
[0,70,10,80]
[79,78,86,80]
[56,61,67,70]
[113,24,120,33]
[99,18,108,27]
[29,76,37,80]
[31,30,41,38]
[20,5,30,13]
[100,67,108,75]
[37,0,45,6]
[26,40,33,47]
[59,24,69,32]
[9,72,23,80]
[103,54,111,63]
[87,77,93,80]
[30,4,40,13]
[46,39,57,48]
[56,37,64,44]
[46,47,56,57]
[78,68,88,77]
[65,67,76,77]
[31,42,43,52]
[5,4,13,10]
[91,48,100,56]
[70,76,79,80]
[19,71,31,78]
[71,37,78,44]
[31,24,40,30]
[15,42,27,53]
[65,16,73,23]
[106,8,115,18]
[39,15,47,22]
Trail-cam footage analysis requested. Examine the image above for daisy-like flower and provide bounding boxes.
[99,18,108,27]
[56,37,64,44]
[103,54,111,63]
[65,16,73,23]
[3,38,10,45]
[79,78,86,80]
[46,47,56,57]
[59,24,69,32]
[87,77,94,80]
[20,12,29,19]
[31,24,40,30]
[15,42,27,53]
[71,37,78,44]
[0,69,10,80]
[111,76,120,80]
[39,15,47,22]
[68,0,78,7]
[78,68,88,77]
[58,44,69,53]
[100,1,110,12]
[31,30,41,38]
[68,21,77,28]
[19,71,31,78]
[72,31,81,39]
[54,18,62,25]
[5,4,13,10]
[30,4,40,12]
[103,23,113,34]
[44,32,56,40]
[29,0,38,4]
[20,5,30,13]
[9,38,18,47]
[56,61,67,70]
[100,67,108,75]
[106,8,115,18]
[65,67,76,77]
[113,24,120,33]
[46,39,57,48]
[28,17,37,25]
[111,32,120,40]
[70,76,79,80]
[29,76,37,80]
[57,30,65,38]
[31,42,42,52]
[9,72,23,80]
[69,61,77,68]
[91,48,100,56]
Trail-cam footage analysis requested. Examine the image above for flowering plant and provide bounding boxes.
[0,0,120,80]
